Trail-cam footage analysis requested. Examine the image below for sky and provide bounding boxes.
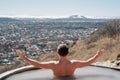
[0,0,120,18]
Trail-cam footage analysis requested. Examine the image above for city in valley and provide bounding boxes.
[0,17,107,66]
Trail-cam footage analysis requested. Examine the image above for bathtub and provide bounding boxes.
[0,65,120,80]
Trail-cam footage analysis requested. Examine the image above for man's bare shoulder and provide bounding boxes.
[40,61,58,64]
[70,60,81,63]
[70,60,84,66]
[36,61,57,69]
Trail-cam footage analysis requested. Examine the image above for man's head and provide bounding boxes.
[57,44,69,57]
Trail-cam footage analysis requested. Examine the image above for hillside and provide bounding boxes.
[70,37,120,61]
[38,20,120,62]
[69,20,120,61]
[38,37,120,62]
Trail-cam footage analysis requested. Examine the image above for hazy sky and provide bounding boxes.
[0,0,120,18]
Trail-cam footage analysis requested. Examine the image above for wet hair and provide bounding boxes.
[57,44,69,57]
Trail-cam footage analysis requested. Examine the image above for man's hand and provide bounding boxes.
[16,50,26,59]
[97,49,105,57]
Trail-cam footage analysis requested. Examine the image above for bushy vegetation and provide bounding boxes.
[69,20,120,61]
[85,20,120,44]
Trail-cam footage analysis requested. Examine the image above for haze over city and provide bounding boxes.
[0,0,120,18]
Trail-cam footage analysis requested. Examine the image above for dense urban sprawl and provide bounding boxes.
[0,18,105,65]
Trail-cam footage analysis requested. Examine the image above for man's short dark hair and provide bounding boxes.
[57,44,69,57]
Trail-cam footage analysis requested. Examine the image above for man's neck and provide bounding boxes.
[59,57,68,62]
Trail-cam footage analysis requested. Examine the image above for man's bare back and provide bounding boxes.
[16,44,104,77]
[52,59,75,77]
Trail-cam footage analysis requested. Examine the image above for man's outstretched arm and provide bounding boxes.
[16,50,55,69]
[72,49,104,68]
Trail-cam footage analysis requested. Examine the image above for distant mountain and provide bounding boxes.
[0,17,115,23]
[69,15,80,18]
[69,15,87,19]
[48,17,111,22]
[0,17,19,22]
